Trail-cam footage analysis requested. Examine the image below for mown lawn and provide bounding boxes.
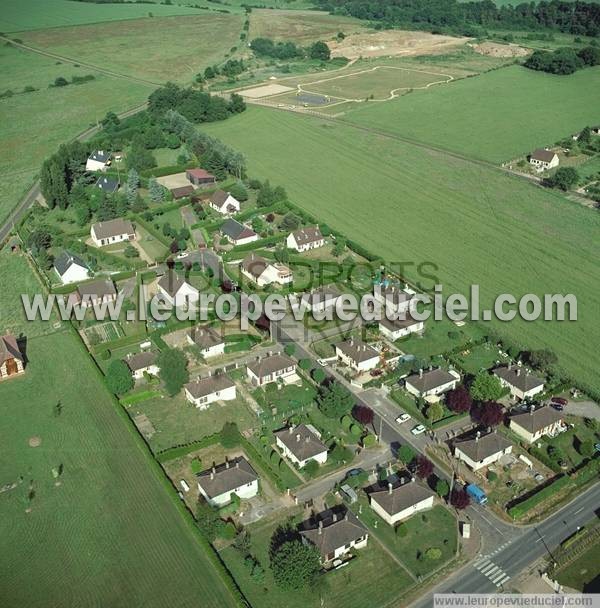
[556,541,600,592]
[203,105,600,397]
[0,330,239,608]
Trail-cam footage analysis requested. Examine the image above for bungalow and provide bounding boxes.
[298,286,340,314]
[124,351,159,380]
[335,338,379,372]
[157,271,199,308]
[170,185,195,200]
[529,149,559,171]
[454,431,513,471]
[405,368,460,399]
[184,373,236,409]
[299,507,368,565]
[187,326,225,358]
[509,405,564,444]
[90,218,135,247]
[72,279,117,309]
[186,168,216,187]
[286,226,324,252]
[379,314,424,341]
[196,456,258,507]
[86,150,111,172]
[209,190,241,215]
[0,334,25,380]
[246,353,298,387]
[493,365,545,401]
[274,424,328,468]
[240,253,293,287]
[95,176,120,194]
[220,218,258,246]
[374,285,414,315]
[369,479,435,526]
[53,250,90,284]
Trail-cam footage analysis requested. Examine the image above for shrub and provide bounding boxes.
[395,523,408,537]
[425,547,442,560]
[362,433,377,448]
[487,471,498,482]
[219,521,237,540]
[303,459,319,477]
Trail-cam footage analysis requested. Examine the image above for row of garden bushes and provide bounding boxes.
[155,433,221,463]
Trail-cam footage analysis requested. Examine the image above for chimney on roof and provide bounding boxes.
[419,369,423,378]
[289,426,293,435]
[296,434,301,442]
[516,368,521,377]
[318,521,323,535]
[235,460,240,469]
[344,513,348,521]
[305,437,310,443]
[225,457,230,469]
[530,404,535,416]
[388,482,393,495]
[400,477,406,485]
[476,431,481,442]
[332,513,337,523]
[411,477,415,483]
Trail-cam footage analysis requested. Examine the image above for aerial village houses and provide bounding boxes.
[246,353,298,387]
[186,168,216,187]
[86,150,111,172]
[0,334,25,380]
[274,424,328,468]
[299,508,369,566]
[509,406,564,444]
[369,479,436,526]
[240,253,293,286]
[95,176,120,194]
[286,226,324,252]
[529,149,559,171]
[493,365,545,401]
[124,352,159,380]
[184,374,236,409]
[196,456,258,507]
[299,286,341,314]
[335,338,380,372]
[220,218,258,246]
[170,185,194,200]
[405,368,460,399]
[90,218,135,247]
[209,190,241,215]
[157,271,199,308]
[454,431,513,472]
[71,279,117,309]
[378,314,424,341]
[53,250,90,284]
[187,326,225,358]
[374,284,415,315]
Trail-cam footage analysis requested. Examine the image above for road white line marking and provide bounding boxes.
[483,565,499,576]
[574,507,585,515]
[490,571,506,584]
[496,575,511,587]
[479,563,495,574]
[475,560,490,570]
[535,537,545,543]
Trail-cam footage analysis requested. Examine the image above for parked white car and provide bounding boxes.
[395,413,411,424]
[411,424,426,435]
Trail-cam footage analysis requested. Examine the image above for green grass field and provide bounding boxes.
[19,14,243,83]
[0,331,239,608]
[203,106,600,395]
[556,540,600,592]
[344,65,600,163]
[0,0,209,31]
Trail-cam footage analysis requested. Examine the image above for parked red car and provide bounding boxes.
[551,397,568,406]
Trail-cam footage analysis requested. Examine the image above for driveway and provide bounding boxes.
[565,399,600,420]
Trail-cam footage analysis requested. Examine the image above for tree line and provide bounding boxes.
[314,0,600,37]
[524,45,600,74]
[249,38,331,61]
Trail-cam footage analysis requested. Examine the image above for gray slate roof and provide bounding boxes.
[336,339,379,363]
[124,351,157,372]
[157,271,188,298]
[531,148,557,162]
[510,406,562,434]
[77,279,117,300]
[455,432,512,462]
[291,226,322,246]
[89,150,110,163]
[379,313,421,332]
[196,456,257,499]
[0,334,23,366]
[376,285,413,307]
[405,368,456,393]
[274,424,327,461]
[246,354,295,378]
[189,326,224,350]
[240,253,269,279]
[92,218,134,240]
[221,218,256,241]
[54,250,89,276]
[185,374,235,400]
[370,481,435,516]
[299,508,367,559]
[95,176,119,193]
[211,190,238,211]
[493,366,544,393]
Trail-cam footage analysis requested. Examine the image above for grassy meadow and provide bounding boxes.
[344,64,600,163]
[19,14,244,84]
[203,106,600,394]
[0,0,209,32]
[0,329,239,608]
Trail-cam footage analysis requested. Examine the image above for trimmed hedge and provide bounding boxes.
[507,475,571,519]
[155,433,221,463]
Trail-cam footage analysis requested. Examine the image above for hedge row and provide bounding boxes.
[155,433,221,463]
[134,214,172,248]
[507,475,571,519]
[140,162,196,179]
[222,235,285,260]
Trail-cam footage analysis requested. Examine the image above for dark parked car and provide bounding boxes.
[551,397,568,406]
[551,403,564,412]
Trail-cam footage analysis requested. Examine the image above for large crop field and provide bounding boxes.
[203,106,600,394]
[19,14,244,84]
[343,64,600,163]
[0,0,208,32]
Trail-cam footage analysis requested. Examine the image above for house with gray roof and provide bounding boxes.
[157,271,199,308]
[90,218,135,247]
[186,326,225,358]
[405,368,460,399]
[95,175,120,194]
[220,218,258,246]
[509,405,564,444]
[379,313,424,341]
[196,456,258,507]
[124,351,159,380]
[53,250,90,284]
[246,353,298,387]
[373,284,415,315]
[529,148,559,171]
[493,365,545,401]
[369,479,436,526]
[454,431,513,471]
[0,333,25,381]
[86,150,111,172]
[335,338,380,372]
[274,424,328,468]
[184,373,236,409]
[209,190,241,215]
[299,507,368,565]
[286,226,324,252]
[240,253,292,287]
[72,279,117,309]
